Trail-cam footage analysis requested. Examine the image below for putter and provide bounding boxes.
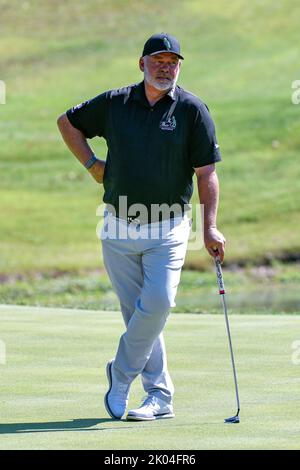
[213,249,240,424]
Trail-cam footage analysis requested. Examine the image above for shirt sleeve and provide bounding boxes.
[66,91,108,139]
[189,102,222,168]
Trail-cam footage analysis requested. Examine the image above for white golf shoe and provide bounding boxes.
[104,359,130,419]
[126,395,175,421]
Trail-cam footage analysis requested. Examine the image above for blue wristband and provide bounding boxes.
[84,155,98,169]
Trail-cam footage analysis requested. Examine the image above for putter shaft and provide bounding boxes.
[214,255,240,421]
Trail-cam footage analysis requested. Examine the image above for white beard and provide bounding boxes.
[143,62,180,91]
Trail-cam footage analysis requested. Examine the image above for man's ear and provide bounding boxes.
[139,57,145,72]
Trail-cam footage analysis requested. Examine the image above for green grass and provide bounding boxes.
[1,0,300,276]
[1,3,299,449]
[1,262,300,314]
[1,305,300,450]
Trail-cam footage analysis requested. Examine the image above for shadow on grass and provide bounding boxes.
[0,418,204,435]
[0,418,124,434]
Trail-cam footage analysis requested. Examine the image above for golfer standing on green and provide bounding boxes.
[57,33,225,421]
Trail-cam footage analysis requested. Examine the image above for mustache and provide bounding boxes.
[143,62,179,91]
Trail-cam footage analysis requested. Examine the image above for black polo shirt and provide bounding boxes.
[66,81,221,215]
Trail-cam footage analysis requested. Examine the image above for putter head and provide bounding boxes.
[224,414,240,424]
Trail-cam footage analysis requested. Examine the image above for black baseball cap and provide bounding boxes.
[142,33,184,60]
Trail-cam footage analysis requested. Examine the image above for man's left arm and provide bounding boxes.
[194,164,226,262]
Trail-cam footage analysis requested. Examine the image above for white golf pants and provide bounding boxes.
[101,212,191,403]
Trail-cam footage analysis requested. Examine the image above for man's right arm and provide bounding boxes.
[57,113,105,184]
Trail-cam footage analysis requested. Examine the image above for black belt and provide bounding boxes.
[108,210,186,225]
[126,215,142,223]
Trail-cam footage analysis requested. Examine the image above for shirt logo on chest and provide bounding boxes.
[159,115,176,131]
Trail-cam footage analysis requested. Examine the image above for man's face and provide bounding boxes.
[140,53,181,91]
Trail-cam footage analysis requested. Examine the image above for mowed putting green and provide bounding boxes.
[0,305,300,450]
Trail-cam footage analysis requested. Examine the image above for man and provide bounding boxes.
[57,33,225,421]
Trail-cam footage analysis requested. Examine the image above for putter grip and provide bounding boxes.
[215,258,226,295]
